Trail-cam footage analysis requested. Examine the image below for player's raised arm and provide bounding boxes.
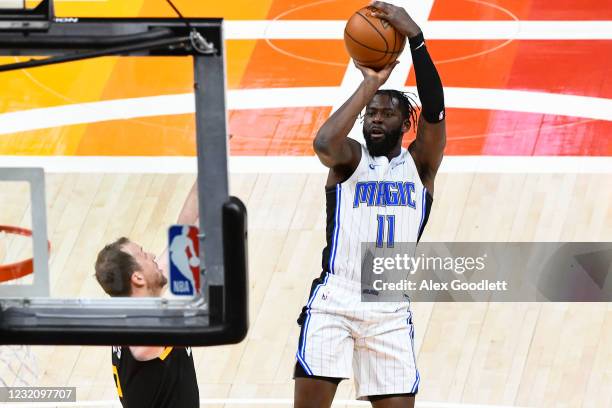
[177,180,199,226]
[156,180,199,278]
[313,61,398,173]
[371,1,446,194]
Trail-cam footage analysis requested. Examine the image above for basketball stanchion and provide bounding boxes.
[0,2,248,348]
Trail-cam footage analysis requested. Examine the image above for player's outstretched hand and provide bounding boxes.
[369,1,421,38]
[354,60,399,87]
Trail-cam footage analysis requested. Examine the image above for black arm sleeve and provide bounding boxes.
[409,32,445,123]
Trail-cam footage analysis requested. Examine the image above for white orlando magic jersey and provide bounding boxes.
[321,144,432,283]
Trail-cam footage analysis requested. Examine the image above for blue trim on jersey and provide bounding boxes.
[329,184,341,274]
[417,188,427,238]
[376,214,384,248]
[387,215,395,248]
[407,314,420,393]
[296,273,330,375]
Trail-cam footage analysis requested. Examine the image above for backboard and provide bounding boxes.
[0,0,248,346]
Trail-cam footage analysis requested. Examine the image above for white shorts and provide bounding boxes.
[295,273,419,399]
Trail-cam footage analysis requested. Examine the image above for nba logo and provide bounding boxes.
[168,225,201,296]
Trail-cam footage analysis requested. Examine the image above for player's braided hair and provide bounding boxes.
[375,89,419,133]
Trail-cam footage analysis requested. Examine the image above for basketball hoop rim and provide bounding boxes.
[0,225,50,284]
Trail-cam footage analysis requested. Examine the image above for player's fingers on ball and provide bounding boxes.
[370,1,392,12]
[368,4,384,14]
[370,1,386,7]
[382,60,399,73]
[355,62,375,75]
[369,9,390,21]
[371,11,389,19]
[355,62,370,73]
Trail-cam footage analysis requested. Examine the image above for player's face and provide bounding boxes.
[363,94,404,157]
[121,241,167,296]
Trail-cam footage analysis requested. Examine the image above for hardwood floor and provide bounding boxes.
[1,171,610,407]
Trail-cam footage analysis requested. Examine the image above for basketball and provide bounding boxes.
[344,6,406,70]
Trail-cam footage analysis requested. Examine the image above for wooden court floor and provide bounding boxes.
[1,171,610,407]
[0,0,610,407]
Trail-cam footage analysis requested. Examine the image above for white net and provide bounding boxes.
[0,345,39,386]
[0,179,40,387]
[0,229,37,387]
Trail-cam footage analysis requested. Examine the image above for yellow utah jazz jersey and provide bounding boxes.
[111,346,199,408]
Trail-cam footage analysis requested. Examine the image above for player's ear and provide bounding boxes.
[402,118,410,133]
[131,271,146,288]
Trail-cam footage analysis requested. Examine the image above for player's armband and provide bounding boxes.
[409,32,445,123]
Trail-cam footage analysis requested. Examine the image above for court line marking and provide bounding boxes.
[238,4,520,70]
[0,87,610,136]
[446,118,596,141]
[432,0,520,66]
[10,56,193,133]
[262,0,348,67]
[262,0,346,67]
[0,398,532,407]
[224,20,612,40]
[1,155,611,174]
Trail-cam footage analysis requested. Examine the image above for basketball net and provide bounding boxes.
[0,345,39,386]
[0,227,39,386]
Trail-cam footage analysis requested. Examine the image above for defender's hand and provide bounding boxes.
[369,1,421,38]
[354,60,399,88]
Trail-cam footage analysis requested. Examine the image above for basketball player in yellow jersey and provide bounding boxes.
[294,2,446,408]
[95,181,200,408]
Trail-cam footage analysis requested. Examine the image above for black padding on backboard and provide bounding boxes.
[220,196,249,344]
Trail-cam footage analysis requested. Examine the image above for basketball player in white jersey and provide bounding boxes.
[294,3,445,407]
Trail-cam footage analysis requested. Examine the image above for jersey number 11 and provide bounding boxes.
[376,214,395,248]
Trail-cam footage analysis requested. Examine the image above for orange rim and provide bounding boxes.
[0,225,50,284]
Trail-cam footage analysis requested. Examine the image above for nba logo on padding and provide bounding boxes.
[168,225,201,296]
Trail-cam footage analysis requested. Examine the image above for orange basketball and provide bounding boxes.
[344,6,406,70]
